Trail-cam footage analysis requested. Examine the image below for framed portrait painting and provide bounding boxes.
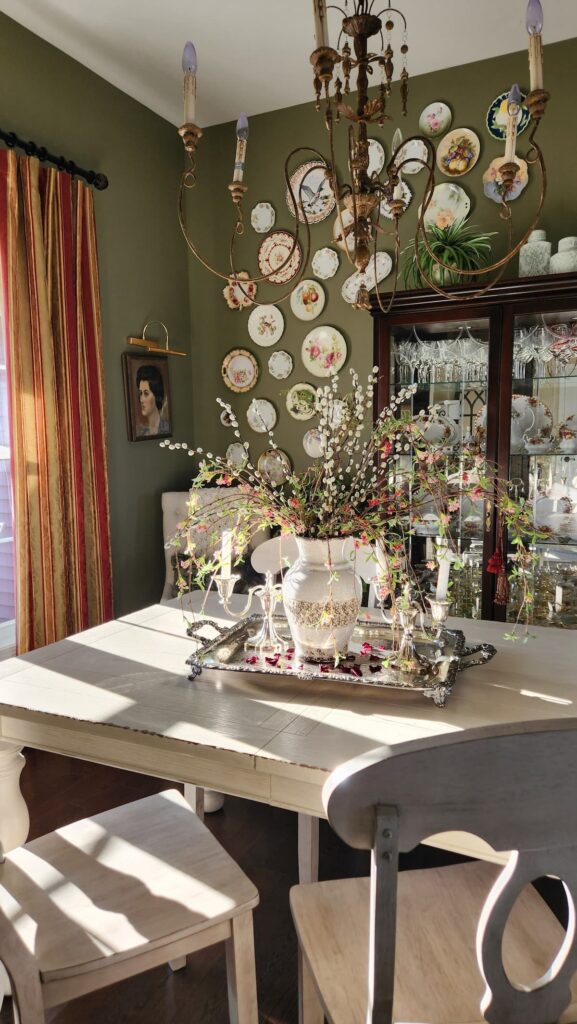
[122,352,172,442]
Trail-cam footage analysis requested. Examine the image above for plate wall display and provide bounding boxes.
[312,246,340,279]
[486,90,530,141]
[341,251,393,304]
[221,348,259,393]
[380,180,412,220]
[420,182,471,230]
[247,398,277,433]
[419,101,452,138]
[483,156,528,204]
[257,448,292,485]
[332,209,356,253]
[226,442,248,469]
[222,270,257,310]
[247,304,284,346]
[268,349,293,380]
[367,138,386,177]
[302,326,347,377]
[250,201,276,233]
[436,129,480,177]
[303,428,325,459]
[286,160,336,225]
[395,138,429,175]
[290,279,326,321]
[258,230,302,285]
[286,382,317,421]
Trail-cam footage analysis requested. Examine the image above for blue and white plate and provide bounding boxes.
[486,90,530,141]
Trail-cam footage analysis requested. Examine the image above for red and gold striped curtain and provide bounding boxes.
[0,149,113,653]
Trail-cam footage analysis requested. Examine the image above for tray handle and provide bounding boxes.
[459,642,497,671]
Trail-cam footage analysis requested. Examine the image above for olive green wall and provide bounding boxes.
[0,12,194,615]
[187,37,577,475]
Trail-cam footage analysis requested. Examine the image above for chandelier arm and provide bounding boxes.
[329,126,357,270]
[373,217,401,316]
[375,6,407,30]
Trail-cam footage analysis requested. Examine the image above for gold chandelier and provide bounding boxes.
[177,0,549,312]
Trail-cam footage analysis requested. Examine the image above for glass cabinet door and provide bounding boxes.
[507,310,577,629]
[388,316,490,621]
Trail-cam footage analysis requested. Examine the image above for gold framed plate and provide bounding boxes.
[221,349,259,393]
[436,128,480,178]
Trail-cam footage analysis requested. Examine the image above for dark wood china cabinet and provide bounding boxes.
[373,273,577,627]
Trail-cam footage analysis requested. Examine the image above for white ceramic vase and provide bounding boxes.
[282,537,362,662]
[550,237,577,275]
[519,229,552,278]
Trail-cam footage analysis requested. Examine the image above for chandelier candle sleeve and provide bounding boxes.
[392,128,404,199]
[313,0,329,49]
[504,83,522,163]
[182,41,198,123]
[233,113,249,183]
[526,0,544,91]
[435,538,452,602]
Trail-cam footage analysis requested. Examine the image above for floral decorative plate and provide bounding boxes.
[221,349,259,393]
[332,209,356,253]
[303,428,325,459]
[258,230,302,285]
[286,383,317,421]
[367,138,386,177]
[341,251,393,304]
[247,398,277,434]
[420,182,471,230]
[290,279,326,321]
[226,442,248,469]
[250,202,276,233]
[380,180,413,220]
[396,138,429,175]
[486,90,530,141]
[475,394,552,452]
[419,102,452,138]
[483,156,528,204]
[436,129,480,178]
[286,160,335,225]
[312,246,340,279]
[223,271,257,310]
[268,349,293,380]
[302,326,347,377]
[247,304,284,346]
[257,448,292,485]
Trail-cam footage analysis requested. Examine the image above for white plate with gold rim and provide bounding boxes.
[380,180,413,220]
[303,428,325,458]
[290,279,326,321]
[250,202,276,233]
[247,304,284,346]
[286,160,335,225]
[286,382,317,421]
[312,246,340,279]
[268,349,293,380]
[247,398,277,434]
[302,326,347,377]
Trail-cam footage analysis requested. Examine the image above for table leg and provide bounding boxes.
[298,814,319,884]
[184,782,205,821]
[0,741,30,1012]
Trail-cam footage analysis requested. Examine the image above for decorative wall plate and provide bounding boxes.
[220,408,235,427]
[312,246,340,279]
[367,138,386,177]
[247,304,284,346]
[302,326,347,377]
[396,138,428,174]
[221,348,259,393]
[483,156,528,204]
[257,448,292,485]
[226,442,248,469]
[475,394,552,452]
[268,349,293,380]
[380,180,413,220]
[286,383,317,421]
[332,209,356,253]
[250,201,276,233]
[341,251,393,304]
[247,398,277,433]
[486,90,530,141]
[303,428,325,459]
[420,182,471,230]
[258,230,302,285]
[223,271,257,310]
[286,160,336,224]
[436,129,480,177]
[419,101,452,138]
[290,279,326,321]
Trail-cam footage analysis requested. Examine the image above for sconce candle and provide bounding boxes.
[233,113,249,183]
[526,0,544,91]
[220,530,232,579]
[435,538,452,602]
[392,128,404,199]
[312,0,329,49]
[504,83,522,163]
[182,41,198,123]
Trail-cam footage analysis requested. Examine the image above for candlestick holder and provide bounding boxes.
[427,597,451,641]
[215,570,288,653]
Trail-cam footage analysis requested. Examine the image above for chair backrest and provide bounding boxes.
[324,719,577,1024]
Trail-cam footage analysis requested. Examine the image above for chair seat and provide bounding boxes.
[0,789,258,984]
[291,861,577,1024]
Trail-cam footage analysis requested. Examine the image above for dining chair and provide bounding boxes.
[290,719,577,1024]
[0,789,259,1023]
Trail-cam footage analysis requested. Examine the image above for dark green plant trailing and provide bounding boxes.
[402,220,495,290]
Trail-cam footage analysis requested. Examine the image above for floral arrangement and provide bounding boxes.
[162,367,539,633]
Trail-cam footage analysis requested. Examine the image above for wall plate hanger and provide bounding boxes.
[127,320,187,357]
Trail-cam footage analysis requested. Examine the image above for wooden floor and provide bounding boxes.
[0,748,469,1024]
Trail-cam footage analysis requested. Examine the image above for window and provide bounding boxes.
[0,294,15,657]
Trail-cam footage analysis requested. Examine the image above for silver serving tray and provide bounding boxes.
[185,615,496,708]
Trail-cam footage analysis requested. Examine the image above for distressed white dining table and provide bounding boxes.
[1,595,576,881]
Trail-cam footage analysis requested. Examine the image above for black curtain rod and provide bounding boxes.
[0,128,109,190]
